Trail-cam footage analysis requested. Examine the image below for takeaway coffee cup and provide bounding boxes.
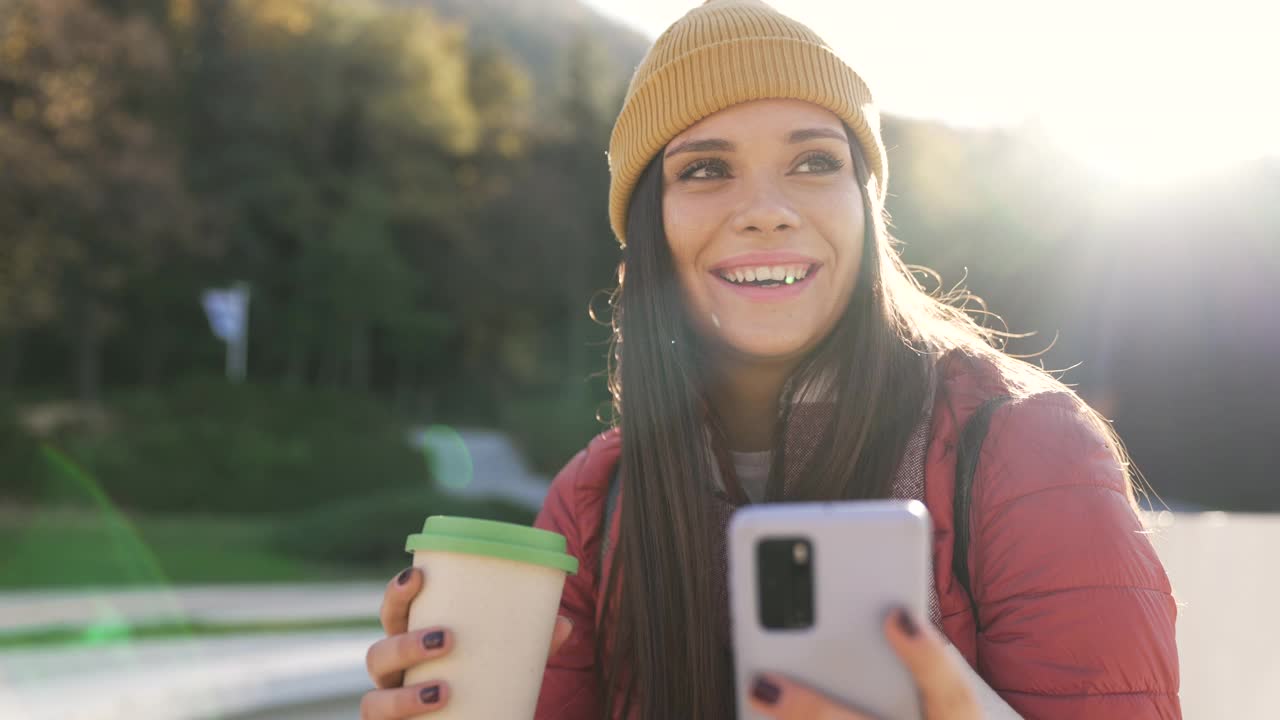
[402,516,579,719]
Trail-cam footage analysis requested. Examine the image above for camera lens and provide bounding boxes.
[792,542,809,564]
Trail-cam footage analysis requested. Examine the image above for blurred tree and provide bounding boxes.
[0,0,199,403]
[409,0,649,126]
[173,0,483,392]
[549,31,618,385]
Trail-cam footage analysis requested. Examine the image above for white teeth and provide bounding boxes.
[720,264,814,284]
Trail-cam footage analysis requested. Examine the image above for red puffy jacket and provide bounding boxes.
[533,353,1181,719]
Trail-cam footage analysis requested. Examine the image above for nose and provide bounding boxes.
[732,177,801,236]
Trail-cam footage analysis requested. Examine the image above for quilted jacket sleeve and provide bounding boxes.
[533,448,604,720]
[971,394,1180,719]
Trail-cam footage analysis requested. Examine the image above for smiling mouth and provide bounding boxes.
[714,263,819,288]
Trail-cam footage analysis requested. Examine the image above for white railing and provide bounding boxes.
[1146,511,1280,719]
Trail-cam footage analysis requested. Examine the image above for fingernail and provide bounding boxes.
[897,608,919,637]
[419,684,440,704]
[422,630,445,650]
[397,568,413,586]
[751,676,781,706]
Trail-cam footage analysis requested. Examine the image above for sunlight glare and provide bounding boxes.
[584,0,1280,189]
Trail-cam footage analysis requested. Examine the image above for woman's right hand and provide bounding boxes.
[361,566,575,719]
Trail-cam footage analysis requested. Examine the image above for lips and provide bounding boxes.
[709,251,822,274]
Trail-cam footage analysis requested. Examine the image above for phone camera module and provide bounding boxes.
[757,537,814,630]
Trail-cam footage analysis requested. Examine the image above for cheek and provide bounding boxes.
[806,196,865,290]
[836,228,865,301]
[663,196,714,258]
[662,196,719,294]
[662,203,733,346]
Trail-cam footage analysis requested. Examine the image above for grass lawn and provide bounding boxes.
[0,505,391,589]
[0,616,382,650]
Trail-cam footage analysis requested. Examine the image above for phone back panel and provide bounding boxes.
[729,500,930,720]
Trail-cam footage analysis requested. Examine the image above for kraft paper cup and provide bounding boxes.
[402,516,579,719]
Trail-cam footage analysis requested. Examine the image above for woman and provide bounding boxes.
[362,1,1180,718]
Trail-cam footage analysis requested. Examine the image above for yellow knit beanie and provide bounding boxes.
[607,0,888,247]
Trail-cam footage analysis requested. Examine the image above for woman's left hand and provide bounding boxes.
[747,608,983,720]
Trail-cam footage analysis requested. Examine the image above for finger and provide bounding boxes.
[359,680,450,720]
[746,673,873,720]
[366,627,454,690]
[549,615,573,657]
[884,609,978,716]
[380,566,424,636]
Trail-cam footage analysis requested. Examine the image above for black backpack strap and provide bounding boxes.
[952,395,1013,633]
[598,462,622,578]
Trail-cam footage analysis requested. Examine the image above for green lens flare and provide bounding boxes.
[421,425,473,490]
[3,446,194,654]
[37,445,174,589]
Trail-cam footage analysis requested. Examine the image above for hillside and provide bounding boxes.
[388,0,652,122]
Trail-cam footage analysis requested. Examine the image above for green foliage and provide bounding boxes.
[0,0,642,411]
[0,504,356,589]
[0,517,348,590]
[0,400,43,501]
[498,380,609,474]
[270,485,536,569]
[0,0,646,530]
[29,378,432,513]
[422,0,649,123]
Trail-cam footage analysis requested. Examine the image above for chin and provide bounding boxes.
[718,332,816,363]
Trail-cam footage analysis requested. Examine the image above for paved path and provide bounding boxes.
[0,584,383,719]
[224,693,361,720]
[0,630,375,720]
[0,582,385,633]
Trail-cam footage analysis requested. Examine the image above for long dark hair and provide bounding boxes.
[595,124,1138,719]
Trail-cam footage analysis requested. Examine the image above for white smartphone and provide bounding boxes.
[728,500,931,720]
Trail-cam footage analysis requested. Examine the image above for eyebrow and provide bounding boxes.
[664,127,846,159]
[664,137,733,158]
[788,127,848,144]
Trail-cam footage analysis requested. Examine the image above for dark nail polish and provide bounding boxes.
[419,684,440,704]
[897,609,919,637]
[397,568,413,586]
[422,630,445,650]
[751,676,781,706]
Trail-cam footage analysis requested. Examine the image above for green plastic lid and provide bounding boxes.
[405,516,579,574]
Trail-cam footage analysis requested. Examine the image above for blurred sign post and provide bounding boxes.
[201,282,251,383]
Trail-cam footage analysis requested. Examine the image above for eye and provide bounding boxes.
[678,158,730,181]
[793,151,846,174]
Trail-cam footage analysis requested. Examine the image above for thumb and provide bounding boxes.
[549,615,574,657]
[884,608,979,718]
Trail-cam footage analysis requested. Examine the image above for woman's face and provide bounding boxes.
[662,98,866,365]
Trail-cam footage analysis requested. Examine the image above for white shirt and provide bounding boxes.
[728,449,772,502]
